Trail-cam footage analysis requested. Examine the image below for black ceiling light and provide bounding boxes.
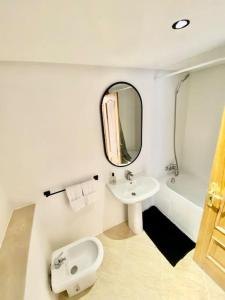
[172,19,190,30]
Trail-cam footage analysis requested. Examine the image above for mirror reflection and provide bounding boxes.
[101,82,142,166]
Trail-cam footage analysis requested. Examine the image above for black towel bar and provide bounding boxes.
[43,175,99,198]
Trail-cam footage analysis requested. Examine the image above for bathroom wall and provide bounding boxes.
[0,62,155,250]
[140,73,189,210]
[152,64,225,186]
[149,74,189,176]
[0,61,201,248]
[182,64,225,183]
[0,185,13,247]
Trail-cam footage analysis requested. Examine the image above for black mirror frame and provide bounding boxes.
[100,81,143,167]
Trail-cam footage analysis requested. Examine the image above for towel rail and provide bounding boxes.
[43,175,99,197]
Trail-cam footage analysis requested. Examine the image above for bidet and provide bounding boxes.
[51,237,104,297]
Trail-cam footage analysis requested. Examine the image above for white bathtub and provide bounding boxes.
[154,173,207,242]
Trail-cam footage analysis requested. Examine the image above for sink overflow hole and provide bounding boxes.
[131,192,136,196]
[71,265,78,275]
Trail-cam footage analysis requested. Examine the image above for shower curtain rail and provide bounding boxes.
[155,57,225,80]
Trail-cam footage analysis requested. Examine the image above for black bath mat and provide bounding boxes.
[143,206,195,266]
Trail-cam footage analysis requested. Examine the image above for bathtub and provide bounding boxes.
[153,173,207,242]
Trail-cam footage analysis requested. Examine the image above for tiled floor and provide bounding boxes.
[59,222,225,300]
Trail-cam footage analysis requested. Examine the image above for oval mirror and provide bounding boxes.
[100,82,142,167]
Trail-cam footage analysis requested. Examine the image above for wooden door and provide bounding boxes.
[194,109,225,290]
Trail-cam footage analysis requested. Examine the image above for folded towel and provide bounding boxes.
[81,179,96,205]
[65,184,85,212]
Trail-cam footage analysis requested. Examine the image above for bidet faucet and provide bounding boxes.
[125,170,134,181]
[54,252,66,269]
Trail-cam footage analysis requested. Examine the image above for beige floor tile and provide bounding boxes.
[104,221,134,240]
[59,222,225,300]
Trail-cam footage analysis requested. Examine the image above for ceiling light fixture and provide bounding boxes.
[172,19,190,30]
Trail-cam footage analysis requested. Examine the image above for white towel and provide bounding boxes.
[65,184,85,212]
[81,179,96,205]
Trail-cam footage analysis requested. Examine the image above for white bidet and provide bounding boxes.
[51,237,104,297]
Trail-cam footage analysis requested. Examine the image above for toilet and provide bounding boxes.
[51,237,104,297]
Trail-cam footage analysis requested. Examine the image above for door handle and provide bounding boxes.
[207,182,224,207]
[207,193,223,207]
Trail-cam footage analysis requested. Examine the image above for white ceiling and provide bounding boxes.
[1,0,225,70]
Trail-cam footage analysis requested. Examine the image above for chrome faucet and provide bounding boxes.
[165,163,179,176]
[125,170,134,181]
[54,252,66,269]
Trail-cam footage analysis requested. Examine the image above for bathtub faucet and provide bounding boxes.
[165,163,179,176]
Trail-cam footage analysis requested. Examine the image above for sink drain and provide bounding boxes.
[131,192,136,196]
[71,265,78,275]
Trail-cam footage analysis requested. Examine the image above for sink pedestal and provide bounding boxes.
[128,203,143,234]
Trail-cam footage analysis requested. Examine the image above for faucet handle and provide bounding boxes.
[126,170,133,174]
[54,252,66,269]
[56,252,63,260]
[125,170,133,180]
[54,252,66,264]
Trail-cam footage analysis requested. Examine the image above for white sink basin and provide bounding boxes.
[107,175,160,234]
[107,175,159,204]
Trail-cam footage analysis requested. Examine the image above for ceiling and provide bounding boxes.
[0,0,225,70]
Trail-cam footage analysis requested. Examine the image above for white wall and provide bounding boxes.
[0,185,13,247]
[152,64,225,187]
[182,64,225,183]
[140,73,189,210]
[0,62,155,250]
[147,74,189,177]
[153,64,225,188]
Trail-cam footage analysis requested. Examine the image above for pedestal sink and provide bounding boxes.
[107,175,160,234]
